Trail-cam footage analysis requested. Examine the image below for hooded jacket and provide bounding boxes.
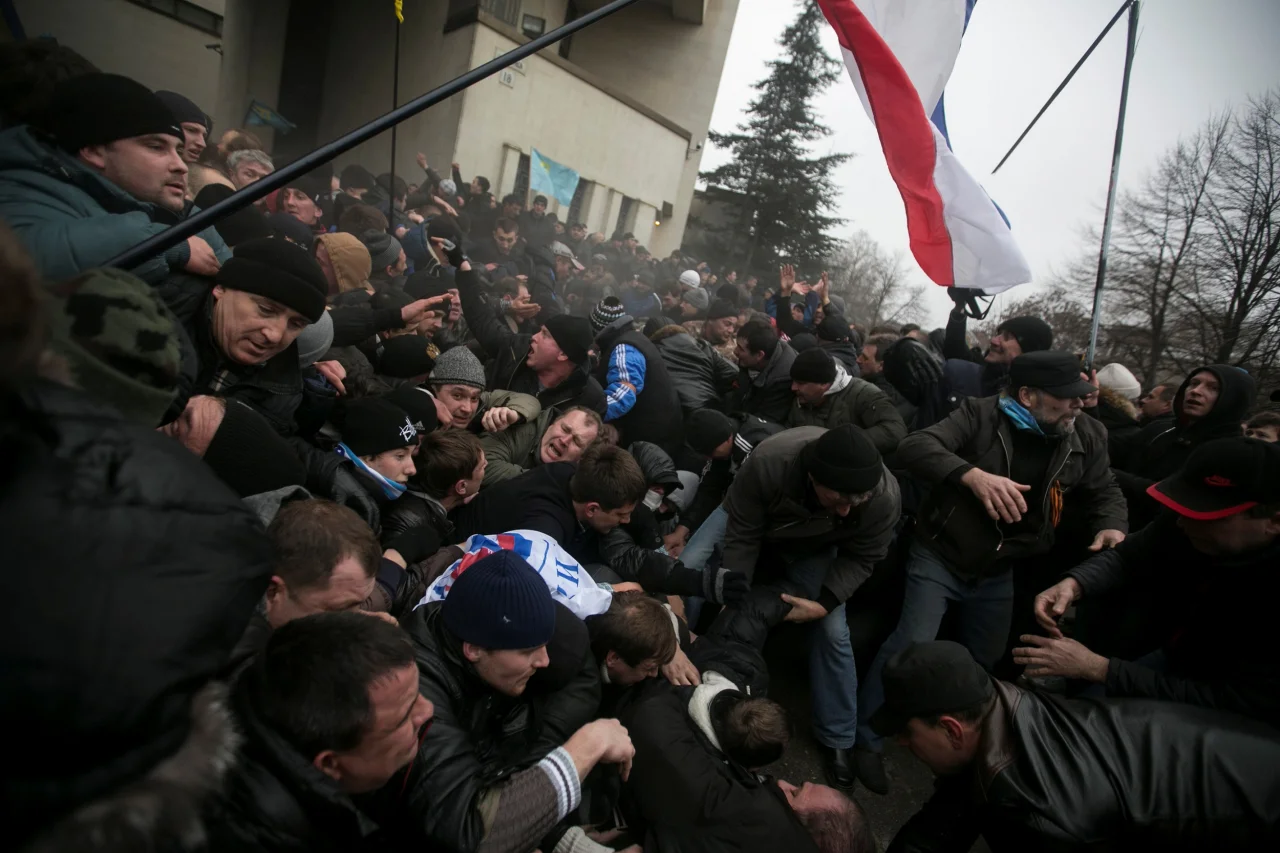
[0,125,231,284]
[784,362,908,455]
[730,339,797,426]
[316,232,374,296]
[896,395,1126,580]
[651,324,740,415]
[1115,365,1255,528]
[1086,387,1143,468]
[888,681,1280,853]
[722,427,901,610]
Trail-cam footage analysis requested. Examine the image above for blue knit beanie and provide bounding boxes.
[442,551,556,650]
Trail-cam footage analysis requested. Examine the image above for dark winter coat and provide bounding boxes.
[650,324,739,416]
[518,210,557,249]
[1114,365,1256,528]
[1086,387,1143,468]
[895,395,1128,580]
[615,677,821,853]
[595,320,685,458]
[457,266,605,414]
[722,427,901,610]
[866,371,919,424]
[2,382,271,844]
[729,339,797,426]
[680,414,785,534]
[784,366,908,455]
[1066,512,1280,729]
[385,602,600,853]
[451,461,585,550]
[887,681,1280,853]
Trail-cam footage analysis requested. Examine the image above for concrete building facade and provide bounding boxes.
[12,0,740,256]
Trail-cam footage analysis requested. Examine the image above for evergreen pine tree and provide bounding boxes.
[700,0,850,272]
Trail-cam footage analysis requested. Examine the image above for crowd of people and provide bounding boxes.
[3,65,1280,853]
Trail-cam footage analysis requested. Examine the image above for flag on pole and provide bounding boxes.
[529,148,581,207]
[394,0,403,24]
[816,0,1031,293]
[244,100,296,134]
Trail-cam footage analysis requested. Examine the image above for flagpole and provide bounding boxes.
[104,0,643,270]
[1086,0,1140,368]
[388,13,401,234]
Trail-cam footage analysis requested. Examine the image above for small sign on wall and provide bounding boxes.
[499,69,516,88]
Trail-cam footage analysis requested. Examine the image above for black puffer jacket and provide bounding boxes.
[691,580,805,697]
[1115,364,1255,527]
[650,324,738,415]
[887,681,1280,853]
[2,382,272,844]
[729,339,796,426]
[386,602,600,852]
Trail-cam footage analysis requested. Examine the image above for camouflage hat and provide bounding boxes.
[44,268,182,426]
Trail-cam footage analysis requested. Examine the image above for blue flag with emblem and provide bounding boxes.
[529,148,580,206]
[244,100,296,134]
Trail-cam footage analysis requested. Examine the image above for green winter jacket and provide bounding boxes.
[785,363,908,455]
[0,125,231,283]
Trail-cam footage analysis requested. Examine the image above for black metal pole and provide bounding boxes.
[1086,0,1141,368]
[106,0,642,270]
[991,0,1134,175]
[388,16,401,234]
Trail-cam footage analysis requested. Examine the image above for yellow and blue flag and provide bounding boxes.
[529,149,580,207]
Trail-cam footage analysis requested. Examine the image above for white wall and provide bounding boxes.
[214,0,290,150]
[14,0,224,118]
[454,22,687,247]
[565,0,741,255]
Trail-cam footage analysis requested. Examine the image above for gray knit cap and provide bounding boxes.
[429,345,486,389]
[296,309,333,367]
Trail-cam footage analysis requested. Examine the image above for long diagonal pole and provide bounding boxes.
[1086,0,1140,368]
[105,0,642,270]
[388,16,402,234]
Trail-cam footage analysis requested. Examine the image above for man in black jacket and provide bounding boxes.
[939,298,1053,415]
[731,318,797,425]
[206,613,435,852]
[592,297,684,457]
[388,551,633,853]
[457,261,606,415]
[1021,437,1280,729]
[650,299,740,417]
[879,641,1280,853]
[858,353,1127,795]
[1114,364,1256,529]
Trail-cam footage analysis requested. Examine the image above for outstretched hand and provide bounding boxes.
[779,264,796,296]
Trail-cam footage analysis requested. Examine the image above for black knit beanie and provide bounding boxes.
[155,90,209,131]
[543,314,593,364]
[383,385,439,434]
[591,296,628,335]
[339,397,418,457]
[377,335,435,378]
[404,270,453,301]
[997,316,1053,354]
[790,333,819,353]
[803,424,883,495]
[816,314,850,343]
[341,163,376,191]
[790,347,836,384]
[47,73,182,152]
[217,237,328,322]
[685,410,736,457]
[266,212,316,252]
[706,298,737,321]
[203,400,308,498]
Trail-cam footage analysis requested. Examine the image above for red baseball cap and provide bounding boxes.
[1147,438,1280,520]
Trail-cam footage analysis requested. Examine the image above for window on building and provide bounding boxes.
[513,153,531,205]
[616,196,634,235]
[125,0,223,37]
[559,2,581,59]
[568,179,592,226]
[480,0,521,28]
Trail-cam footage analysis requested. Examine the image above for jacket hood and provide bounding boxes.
[315,233,372,294]
[21,682,238,853]
[649,324,693,345]
[686,671,740,754]
[1173,364,1256,435]
[628,440,681,493]
[825,361,853,397]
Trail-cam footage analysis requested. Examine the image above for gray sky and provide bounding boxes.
[702,0,1280,327]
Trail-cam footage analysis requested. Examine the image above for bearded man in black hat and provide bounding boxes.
[853,351,1127,795]
[704,424,901,792]
[0,72,230,283]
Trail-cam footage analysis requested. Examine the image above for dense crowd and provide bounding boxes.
[3,67,1280,853]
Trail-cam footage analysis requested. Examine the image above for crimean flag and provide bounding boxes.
[816,0,1031,293]
[394,0,403,24]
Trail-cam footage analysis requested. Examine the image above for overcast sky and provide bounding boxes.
[701,0,1280,327]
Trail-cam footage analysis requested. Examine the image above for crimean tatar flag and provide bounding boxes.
[816,0,1031,293]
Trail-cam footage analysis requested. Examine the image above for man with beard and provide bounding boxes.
[0,72,230,283]
[853,352,1127,794]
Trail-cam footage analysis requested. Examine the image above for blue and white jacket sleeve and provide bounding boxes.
[603,343,647,421]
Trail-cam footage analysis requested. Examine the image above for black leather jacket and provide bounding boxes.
[889,680,1280,853]
[379,602,600,852]
[650,324,738,415]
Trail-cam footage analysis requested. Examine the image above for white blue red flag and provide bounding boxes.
[816,0,1031,293]
[416,530,612,619]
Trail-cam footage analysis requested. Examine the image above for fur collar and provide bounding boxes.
[24,682,239,853]
[1097,386,1138,419]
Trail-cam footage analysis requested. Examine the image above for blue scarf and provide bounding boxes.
[335,442,407,500]
[997,395,1045,436]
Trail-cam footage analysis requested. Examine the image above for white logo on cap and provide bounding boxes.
[399,417,418,443]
